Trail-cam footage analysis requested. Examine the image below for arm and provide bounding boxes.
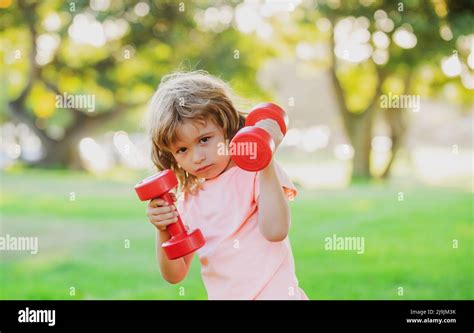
[254,118,290,242]
[156,229,194,284]
[257,160,291,242]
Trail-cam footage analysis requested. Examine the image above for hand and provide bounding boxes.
[146,192,179,232]
[255,119,284,152]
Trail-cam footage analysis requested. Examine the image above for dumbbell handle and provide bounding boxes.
[159,192,186,237]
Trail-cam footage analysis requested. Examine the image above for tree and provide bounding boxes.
[266,0,473,181]
[1,0,270,168]
[320,0,473,180]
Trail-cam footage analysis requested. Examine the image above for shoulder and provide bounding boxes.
[255,161,297,201]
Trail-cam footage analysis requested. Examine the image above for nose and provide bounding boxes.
[192,146,205,164]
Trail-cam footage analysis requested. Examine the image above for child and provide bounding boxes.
[144,70,308,300]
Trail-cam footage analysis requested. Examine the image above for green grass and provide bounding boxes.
[0,169,472,300]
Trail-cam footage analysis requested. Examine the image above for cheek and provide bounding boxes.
[213,140,230,164]
[172,154,185,165]
[209,138,225,157]
[211,138,221,151]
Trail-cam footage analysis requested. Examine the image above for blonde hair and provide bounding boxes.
[145,70,247,195]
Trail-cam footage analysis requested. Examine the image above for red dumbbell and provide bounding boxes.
[230,102,288,171]
[134,169,205,260]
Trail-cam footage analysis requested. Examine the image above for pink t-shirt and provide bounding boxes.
[177,162,308,300]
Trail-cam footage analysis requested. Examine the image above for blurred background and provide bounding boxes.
[1,0,472,300]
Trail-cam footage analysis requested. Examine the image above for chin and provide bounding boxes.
[205,171,220,179]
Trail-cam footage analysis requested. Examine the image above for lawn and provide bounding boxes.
[1,169,472,300]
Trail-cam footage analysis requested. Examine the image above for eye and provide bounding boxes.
[200,136,211,144]
[176,147,187,154]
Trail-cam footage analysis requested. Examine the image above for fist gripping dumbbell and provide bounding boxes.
[134,169,205,260]
[230,102,288,171]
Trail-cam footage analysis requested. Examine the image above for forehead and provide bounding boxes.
[172,120,220,147]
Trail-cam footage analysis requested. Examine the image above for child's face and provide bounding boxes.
[170,120,234,180]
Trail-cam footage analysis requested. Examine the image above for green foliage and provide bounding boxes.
[294,0,474,110]
[1,0,272,133]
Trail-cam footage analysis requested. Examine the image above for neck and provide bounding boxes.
[207,158,236,180]
[223,158,236,172]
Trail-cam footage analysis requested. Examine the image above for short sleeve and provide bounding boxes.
[254,162,297,202]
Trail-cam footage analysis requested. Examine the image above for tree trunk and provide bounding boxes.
[8,98,127,169]
[380,106,406,179]
[380,73,412,179]
[328,63,382,181]
[346,111,374,179]
[35,135,82,169]
[327,18,386,182]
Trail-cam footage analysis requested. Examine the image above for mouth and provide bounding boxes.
[196,164,213,172]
